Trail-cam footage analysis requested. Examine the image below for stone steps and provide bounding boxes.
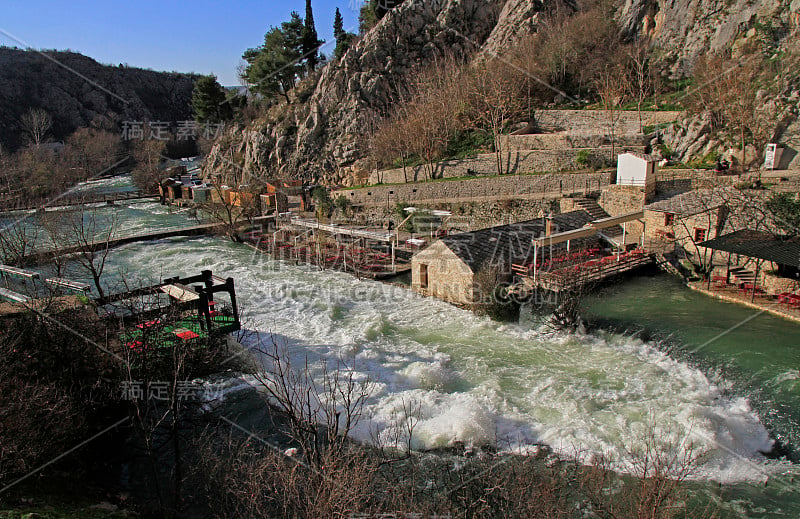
[574,198,611,220]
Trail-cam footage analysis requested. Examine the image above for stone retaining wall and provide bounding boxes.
[352,197,561,232]
[340,171,614,207]
[533,110,684,135]
[502,133,645,151]
[369,146,643,184]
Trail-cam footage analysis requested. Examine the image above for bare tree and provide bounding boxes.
[627,40,653,134]
[689,51,770,172]
[131,139,166,193]
[196,182,261,241]
[20,108,53,147]
[0,221,39,267]
[62,206,117,303]
[595,64,629,161]
[253,336,372,469]
[466,59,525,176]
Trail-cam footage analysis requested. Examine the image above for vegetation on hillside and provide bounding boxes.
[688,31,800,170]
[367,0,660,176]
[241,5,325,103]
[0,47,197,151]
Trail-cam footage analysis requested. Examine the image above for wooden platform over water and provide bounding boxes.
[1,190,157,213]
[511,252,654,295]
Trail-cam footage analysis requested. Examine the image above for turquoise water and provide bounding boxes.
[585,273,800,457]
[8,177,800,516]
[585,273,800,516]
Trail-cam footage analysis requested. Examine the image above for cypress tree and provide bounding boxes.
[333,7,344,42]
[302,0,320,73]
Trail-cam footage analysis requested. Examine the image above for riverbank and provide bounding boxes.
[687,281,800,324]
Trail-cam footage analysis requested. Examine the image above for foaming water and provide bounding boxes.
[100,237,781,485]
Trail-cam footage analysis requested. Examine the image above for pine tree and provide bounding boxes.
[242,12,305,102]
[191,75,232,123]
[302,0,321,73]
[333,7,352,60]
[333,7,345,42]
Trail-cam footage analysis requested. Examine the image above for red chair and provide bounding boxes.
[712,276,728,288]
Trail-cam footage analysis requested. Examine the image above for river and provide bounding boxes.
[7,176,800,517]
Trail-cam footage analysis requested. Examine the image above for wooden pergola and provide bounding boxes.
[529,210,644,283]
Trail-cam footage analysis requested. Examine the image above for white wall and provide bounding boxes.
[617,153,652,186]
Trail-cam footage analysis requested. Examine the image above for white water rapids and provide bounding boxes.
[101,234,779,485]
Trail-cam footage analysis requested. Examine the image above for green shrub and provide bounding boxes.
[576,150,591,167]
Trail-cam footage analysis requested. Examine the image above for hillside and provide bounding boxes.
[0,47,198,150]
[204,0,799,186]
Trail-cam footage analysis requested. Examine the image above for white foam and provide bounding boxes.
[102,237,782,484]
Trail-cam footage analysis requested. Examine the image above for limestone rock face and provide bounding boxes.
[204,0,546,186]
[617,0,794,75]
[205,0,798,185]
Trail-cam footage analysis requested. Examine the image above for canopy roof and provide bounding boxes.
[698,229,800,267]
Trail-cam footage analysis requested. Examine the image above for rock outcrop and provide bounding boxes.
[205,0,800,186]
[204,0,545,186]
[617,0,797,75]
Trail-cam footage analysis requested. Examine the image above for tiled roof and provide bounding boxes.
[698,229,800,267]
[439,210,595,272]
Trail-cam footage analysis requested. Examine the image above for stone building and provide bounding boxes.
[411,210,594,305]
[642,188,731,260]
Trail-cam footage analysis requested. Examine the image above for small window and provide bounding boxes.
[419,264,428,288]
[664,213,674,226]
[694,228,707,242]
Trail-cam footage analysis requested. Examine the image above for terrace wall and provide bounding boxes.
[343,171,614,207]
[369,147,642,185]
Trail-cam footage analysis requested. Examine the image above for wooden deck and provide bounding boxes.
[513,252,654,294]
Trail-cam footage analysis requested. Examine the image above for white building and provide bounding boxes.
[615,153,658,192]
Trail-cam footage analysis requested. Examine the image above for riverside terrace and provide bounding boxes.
[0,267,241,351]
[241,215,415,279]
[689,230,800,322]
[108,270,241,343]
[410,210,652,305]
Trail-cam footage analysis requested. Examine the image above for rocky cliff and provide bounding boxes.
[205,0,800,186]
[617,0,799,75]
[204,0,544,186]
[0,47,198,150]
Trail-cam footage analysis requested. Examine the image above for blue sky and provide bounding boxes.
[1,0,362,85]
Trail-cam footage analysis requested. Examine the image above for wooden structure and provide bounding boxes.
[525,210,645,285]
[286,216,399,274]
[45,278,91,293]
[698,230,800,302]
[13,216,274,266]
[112,270,241,349]
[0,287,31,304]
[513,249,653,294]
[0,265,40,279]
[0,189,154,213]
